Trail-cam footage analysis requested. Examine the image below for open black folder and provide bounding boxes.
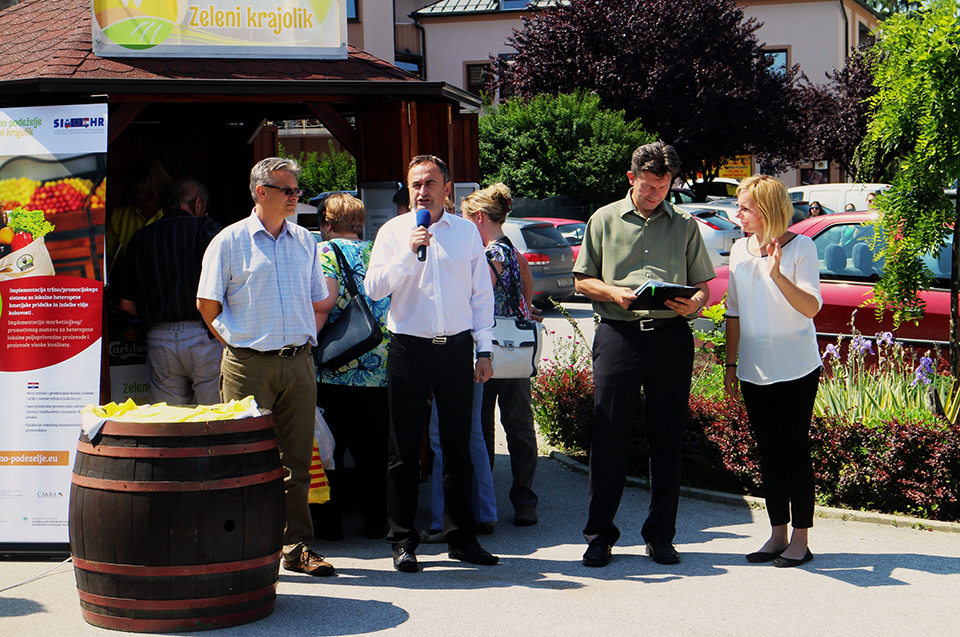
[628,280,699,311]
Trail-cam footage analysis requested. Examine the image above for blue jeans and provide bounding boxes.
[428,381,497,530]
[146,321,223,405]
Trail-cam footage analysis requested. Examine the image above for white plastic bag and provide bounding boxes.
[314,406,336,471]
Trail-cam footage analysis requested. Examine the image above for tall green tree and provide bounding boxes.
[479,90,654,211]
[490,0,810,199]
[862,0,960,377]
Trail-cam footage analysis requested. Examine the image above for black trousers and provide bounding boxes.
[740,367,821,529]
[583,319,694,546]
[385,332,476,550]
[315,383,389,533]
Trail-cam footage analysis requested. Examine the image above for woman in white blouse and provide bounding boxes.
[724,175,822,568]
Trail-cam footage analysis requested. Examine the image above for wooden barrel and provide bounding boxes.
[69,413,285,632]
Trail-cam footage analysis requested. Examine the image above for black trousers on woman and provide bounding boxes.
[315,382,389,538]
[740,367,822,529]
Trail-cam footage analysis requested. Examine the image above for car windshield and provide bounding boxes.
[812,222,952,288]
[555,223,585,246]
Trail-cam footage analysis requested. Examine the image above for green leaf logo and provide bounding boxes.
[103,17,175,50]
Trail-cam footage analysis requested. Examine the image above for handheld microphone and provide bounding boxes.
[415,208,432,262]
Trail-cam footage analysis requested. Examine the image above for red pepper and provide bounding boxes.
[11,231,33,251]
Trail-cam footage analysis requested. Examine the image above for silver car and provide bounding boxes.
[502,218,576,307]
[675,204,744,267]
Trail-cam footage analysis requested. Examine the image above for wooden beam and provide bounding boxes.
[108,94,357,104]
[107,102,146,144]
[305,102,356,157]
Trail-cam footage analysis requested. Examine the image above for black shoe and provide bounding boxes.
[582,538,612,567]
[392,546,419,573]
[514,506,538,527]
[746,550,784,563]
[646,540,680,565]
[448,540,499,565]
[773,549,814,568]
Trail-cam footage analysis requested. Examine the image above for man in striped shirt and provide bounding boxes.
[117,178,223,405]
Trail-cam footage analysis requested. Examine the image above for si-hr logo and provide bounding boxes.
[53,117,105,129]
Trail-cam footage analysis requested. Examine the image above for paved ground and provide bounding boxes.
[2,300,958,636]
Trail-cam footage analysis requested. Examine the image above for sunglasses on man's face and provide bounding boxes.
[262,184,303,198]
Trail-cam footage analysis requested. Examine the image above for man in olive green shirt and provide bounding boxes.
[573,141,715,568]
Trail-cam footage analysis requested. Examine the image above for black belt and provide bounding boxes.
[393,330,472,345]
[603,317,686,332]
[255,344,310,358]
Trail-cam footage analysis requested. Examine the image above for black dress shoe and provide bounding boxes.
[582,538,612,567]
[392,546,419,573]
[746,550,784,563]
[448,540,499,565]
[773,549,814,568]
[645,540,680,565]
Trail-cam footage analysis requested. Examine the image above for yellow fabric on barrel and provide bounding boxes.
[82,396,259,422]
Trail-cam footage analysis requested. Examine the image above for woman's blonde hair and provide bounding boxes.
[322,192,366,236]
[736,174,792,244]
[460,183,512,224]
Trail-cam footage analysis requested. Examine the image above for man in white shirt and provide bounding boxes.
[365,155,498,573]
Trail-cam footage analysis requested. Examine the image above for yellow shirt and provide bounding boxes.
[105,204,163,263]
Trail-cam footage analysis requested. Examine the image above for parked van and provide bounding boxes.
[787,183,889,213]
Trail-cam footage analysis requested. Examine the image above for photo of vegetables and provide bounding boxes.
[0,157,106,281]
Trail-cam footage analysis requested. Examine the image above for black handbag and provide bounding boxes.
[314,242,384,371]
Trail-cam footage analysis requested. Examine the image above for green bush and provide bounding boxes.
[279,140,356,201]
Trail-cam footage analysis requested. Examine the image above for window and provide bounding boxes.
[501,0,529,8]
[765,49,788,75]
[858,22,874,48]
[466,63,491,97]
[347,0,357,21]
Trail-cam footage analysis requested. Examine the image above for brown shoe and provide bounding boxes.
[283,548,336,577]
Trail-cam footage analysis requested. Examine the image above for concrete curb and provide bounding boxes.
[548,449,960,535]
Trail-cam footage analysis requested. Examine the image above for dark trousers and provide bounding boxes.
[740,367,821,529]
[584,319,694,546]
[386,332,477,550]
[480,377,538,510]
[315,383,389,534]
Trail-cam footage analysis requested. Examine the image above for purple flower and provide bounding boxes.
[878,332,894,346]
[912,356,935,387]
[822,344,839,359]
[851,336,875,355]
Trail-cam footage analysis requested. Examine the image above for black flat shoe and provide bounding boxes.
[773,549,814,568]
[646,540,680,565]
[449,540,499,565]
[582,538,612,567]
[746,550,784,563]
[392,546,419,573]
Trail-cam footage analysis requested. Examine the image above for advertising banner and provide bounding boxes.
[0,103,107,552]
[92,0,348,59]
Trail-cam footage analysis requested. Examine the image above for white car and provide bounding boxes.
[787,183,890,213]
[676,204,745,267]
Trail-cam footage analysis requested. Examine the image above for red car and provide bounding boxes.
[527,217,586,260]
[704,211,951,349]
